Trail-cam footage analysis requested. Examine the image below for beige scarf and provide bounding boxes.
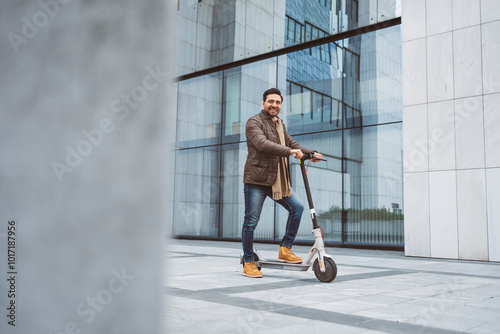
[272,117,292,200]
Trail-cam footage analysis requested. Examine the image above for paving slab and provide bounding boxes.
[165,239,500,333]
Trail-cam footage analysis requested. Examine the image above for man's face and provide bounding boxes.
[262,93,282,117]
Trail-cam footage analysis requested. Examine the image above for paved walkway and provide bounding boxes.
[164,239,500,333]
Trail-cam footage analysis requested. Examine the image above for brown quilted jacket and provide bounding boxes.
[243,110,314,186]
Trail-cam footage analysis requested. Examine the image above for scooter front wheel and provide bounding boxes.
[313,257,337,283]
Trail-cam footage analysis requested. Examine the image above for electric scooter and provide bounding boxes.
[240,152,337,283]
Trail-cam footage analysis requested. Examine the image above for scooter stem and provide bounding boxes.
[299,155,320,230]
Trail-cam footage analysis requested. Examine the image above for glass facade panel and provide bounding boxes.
[223,68,241,138]
[276,131,344,242]
[220,143,245,239]
[173,3,403,247]
[173,146,220,237]
[220,142,277,240]
[354,26,402,126]
[177,73,223,149]
[175,0,401,76]
[222,58,279,144]
[281,42,343,135]
[343,123,404,245]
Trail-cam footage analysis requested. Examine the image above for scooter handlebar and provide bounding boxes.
[301,152,327,162]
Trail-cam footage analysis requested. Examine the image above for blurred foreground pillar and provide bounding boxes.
[0,1,176,333]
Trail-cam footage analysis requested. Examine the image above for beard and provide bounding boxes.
[265,107,280,116]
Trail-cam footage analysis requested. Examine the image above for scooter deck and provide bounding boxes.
[257,260,311,271]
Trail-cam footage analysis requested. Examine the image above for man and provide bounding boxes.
[242,88,323,278]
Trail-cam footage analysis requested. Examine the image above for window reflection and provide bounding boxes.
[286,16,304,45]
[173,17,403,246]
[176,73,223,149]
[175,0,400,76]
[344,124,404,245]
[173,146,220,237]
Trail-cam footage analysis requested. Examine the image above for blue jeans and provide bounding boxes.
[242,183,304,262]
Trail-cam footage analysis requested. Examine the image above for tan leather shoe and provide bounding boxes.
[243,262,263,278]
[278,246,302,264]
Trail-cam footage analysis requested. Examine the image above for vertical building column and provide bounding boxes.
[402,0,500,261]
[0,0,175,332]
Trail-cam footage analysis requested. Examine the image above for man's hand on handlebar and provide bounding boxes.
[291,150,325,162]
[290,149,303,159]
[311,152,323,162]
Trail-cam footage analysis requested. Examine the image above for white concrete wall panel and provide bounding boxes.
[483,93,500,168]
[429,171,459,259]
[402,38,427,106]
[427,100,456,171]
[426,0,452,36]
[403,104,428,172]
[455,96,485,169]
[427,32,454,102]
[401,0,426,41]
[378,0,398,21]
[486,168,500,261]
[404,172,431,257]
[453,26,483,98]
[481,20,500,95]
[273,0,286,50]
[452,0,481,30]
[481,0,500,23]
[457,169,488,260]
[402,0,500,262]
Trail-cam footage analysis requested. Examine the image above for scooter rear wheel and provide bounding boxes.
[253,252,262,271]
[313,257,337,283]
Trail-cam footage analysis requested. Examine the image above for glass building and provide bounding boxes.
[173,0,403,248]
